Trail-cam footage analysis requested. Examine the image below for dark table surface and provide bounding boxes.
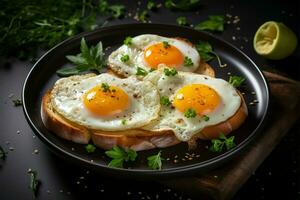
[0,0,299,199]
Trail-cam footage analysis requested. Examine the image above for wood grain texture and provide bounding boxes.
[162,71,300,200]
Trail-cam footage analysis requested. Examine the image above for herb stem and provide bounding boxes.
[211,51,227,67]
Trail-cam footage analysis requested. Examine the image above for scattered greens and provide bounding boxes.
[136,67,148,76]
[12,99,22,107]
[165,0,200,11]
[229,76,245,87]
[85,144,96,153]
[184,56,194,67]
[123,36,133,46]
[56,38,106,77]
[164,68,178,76]
[202,115,210,121]
[176,16,187,26]
[147,0,158,11]
[138,10,149,22]
[101,83,110,92]
[121,119,127,125]
[195,15,225,32]
[147,151,163,170]
[0,145,6,160]
[196,41,226,67]
[105,146,137,168]
[163,41,171,49]
[99,0,126,19]
[160,96,171,106]
[209,133,236,153]
[28,170,39,199]
[184,108,197,118]
[120,54,130,62]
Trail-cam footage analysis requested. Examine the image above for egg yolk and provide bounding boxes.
[173,84,221,116]
[83,85,130,116]
[143,42,184,69]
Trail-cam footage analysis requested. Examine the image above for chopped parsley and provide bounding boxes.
[0,145,6,160]
[163,41,171,49]
[195,15,225,32]
[136,67,148,76]
[105,146,137,168]
[176,16,187,26]
[12,99,22,107]
[101,83,110,92]
[164,68,178,76]
[229,76,245,88]
[196,41,226,67]
[160,96,171,106]
[120,54,130,63]
[184,108,197,118]
[165,0,200,11]
[209,133,236,153]
[121,119,127,125]
[147,0,157,10]
[28,170,39,199]
[138,10,149,22]
[123,36,133,46]
[184,56,194,67]
[85,144,96,153]
[147,151,163,170]
[202,115,210,121]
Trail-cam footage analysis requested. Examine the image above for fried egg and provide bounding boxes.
[142,68,242,141]
[50,73,160,131]
[108,34,200,77]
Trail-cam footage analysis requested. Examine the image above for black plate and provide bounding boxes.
[22,24,269,178]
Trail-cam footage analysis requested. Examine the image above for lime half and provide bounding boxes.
[253,21,298,60]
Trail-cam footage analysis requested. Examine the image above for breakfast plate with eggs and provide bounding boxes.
[22,24,269,178]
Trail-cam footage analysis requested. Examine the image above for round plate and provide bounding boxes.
[22,24,269,178]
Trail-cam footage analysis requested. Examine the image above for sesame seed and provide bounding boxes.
[90,159,94,162]
[17,130,21,134]
[127,192,131,195]
[9,147,14,151]
[79,176,84,180]
[232,36,236,41]
[253,99,259,103]
[33,149,39,154]
[47,190,51,194]
[84,185,87,189]
[59,189,63,193]
[71,147,75,151]
[174,159,178,163]
[27,168,32,173]
[251,91,256,95]
[227,72,231,75]
[76,181,80,184]
[100,189,104,192]
[249,102,255,105]
[174,155,178,159]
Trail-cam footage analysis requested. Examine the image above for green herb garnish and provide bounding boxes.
[85,144,96,153]
[160,96,171,106]
[138,10,149,22]
[195,15,225,32]
[196,41,226,67]
[163,41,171,49]
[105,146,137,168]
[56,38,106,77]
[101,83,110,92]
[176,16,187,26]
[136,67,148,76]
[99,1,126,19]
[120,54,130,63]
[147,151,163,170]
[184,56,193,67]
[28,170,39,199]
[121,119,127,125]
[209,133,236,153]
[165,0,200,11]
[184,108,197,118]
[229,76,245,88]
[12,99,22,107]
[0,145,6,160]
[147,0,157,10]
[124,36,133,46]
[202,115,210,121]
[164,68,178,76]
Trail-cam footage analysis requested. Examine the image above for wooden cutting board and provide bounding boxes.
[162,71,300,200]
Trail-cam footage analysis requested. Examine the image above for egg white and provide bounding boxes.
[108,34,200,77]
[50,73,161,131]
[142,68,241,141]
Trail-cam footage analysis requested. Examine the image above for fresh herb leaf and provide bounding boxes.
[229,76,245,87]
[124,36,133,46]
[120,54,130,63]
[209,133,236,152]
[105,146,137,168]
[57,38,106,77]
[184,56,193,67]
[101,83,110,92]
[176,16,187,26]
[85,144,96,153]
[147,151,163,170]
[202,115,210,121]
[28,170,39,199]
[109,5,126,19]
[164,68,178,76]
[195,15,225,32]
[163,41,171,49]
[0,145,6,160]
[138,10,149,22]
[160,96,171,106]
[136,67,148,76]
[184,108,197,118]
[147,0,157,11]
[165,0,200,11]
[121,119,127,125]
[12,99,22,107]
[196,41,226,67]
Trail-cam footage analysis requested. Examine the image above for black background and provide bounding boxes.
[0,0,299,199]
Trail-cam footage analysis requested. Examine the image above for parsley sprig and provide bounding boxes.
[136,67,148,76]
[99,0,126,19]
[184,108,197,118]
[120,54,130,63]
[147,151,163,170]
[160,96,171,106]
[165,0,200,11]
[209,133,236,153]
[85,144,96,153]
[123,36,133,46]
[56,38,106,77]
[138,10,149,22]
[195,15,225,32]
[163,41,171,49]
[229,76,245,87]
[176,16,188,26]
[184,56,194,67]
[196,41,226,67]
[164,68,178,76]
[105,146,137,168]
[101,83,110,92]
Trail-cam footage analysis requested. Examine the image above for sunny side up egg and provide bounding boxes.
[108,34,200,77]
[143,68,244,142]
[50,73,160,131]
